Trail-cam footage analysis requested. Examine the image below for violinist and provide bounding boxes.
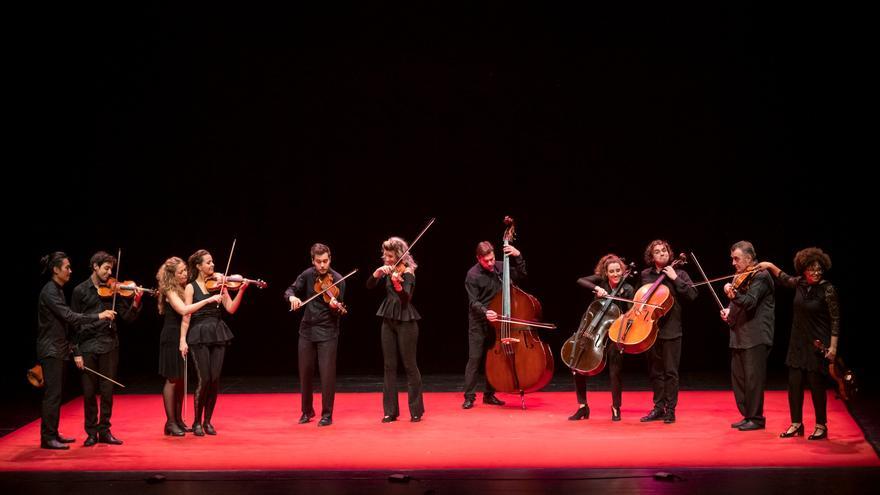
[70,251,143,446]
[180,249,249,436]
[720,241,775,432]
[571,254,634,421]
[367,237,424,423]
[639,240,697,424]
[37,252,116,450]
[462,241,525,410]
[757,248,837,440]
[284,243,346,427]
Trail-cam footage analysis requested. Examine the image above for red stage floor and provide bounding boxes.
[1,391,876,471]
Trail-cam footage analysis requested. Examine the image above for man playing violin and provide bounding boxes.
[639,240,698,424]
[720,241,775,431]
[284,243,346,427]
[70,251,143,446]
[461,241,525,410]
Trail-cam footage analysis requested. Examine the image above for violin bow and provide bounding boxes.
[392,217,436,270]
[110,248,122,329]
[217,238,237,307]
[292,269,359,311]
[690,252,725,311]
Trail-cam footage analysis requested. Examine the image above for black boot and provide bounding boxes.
[568,405,590,420]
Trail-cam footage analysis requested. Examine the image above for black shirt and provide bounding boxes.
[70,277,142,355]
[465,255,527,331]
[639,266,698,340]
[777,273,839,371]
[577,275,635,312]
[367,271,421,321]
[726,270,775,349]
[284,267,346,342]
[37,280,99,359]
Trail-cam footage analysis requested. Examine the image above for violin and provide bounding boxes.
[205,274,268,292]
[27,363,45,388]
[813,340,857,401]
[731,268,758,292]
[314,272,348,314]
[97,278,157,298]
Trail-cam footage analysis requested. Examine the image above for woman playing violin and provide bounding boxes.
[284,243,346,427]
[367,237,424,423]
[757,247,839,440]
[179,249,250,436]
[155,256,222,436]
[571,254,634,421]
[720,241,775,432]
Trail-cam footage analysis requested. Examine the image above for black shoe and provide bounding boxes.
[381,415,398,423]
[203,423,217,435]
[483,395,505,406]
[462,399,475,409]
[410,415,422,423]
[780,423,804,438]
[640,408,665,422]
[56,434,75,443]
[731,418,748,429]
[41,439,70,450]
[568,406,590,421]
[737,420,765,431]
[663,410,676,424]
[83,435,98,447]
[192,423,205,436]
[98,431,123,445]
[164,422,185,437]
[318,416,332,427]
[298,412,316,424]
[808,424,828,440]
[177,421,192,433]
[611,406,621,422]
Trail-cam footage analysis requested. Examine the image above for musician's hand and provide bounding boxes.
[720,308,730,322]
[99,310,117,321]
[826,346,837,360]
[74,356,84,370]
[208,294,223,304]
[289,296,302,311]
[723,283,736,299]
[503,244,521,257]
[755,261,773,272]
[329,297,339,309]
[241,280,250,291]
[486,310,499,322]
[134,289,144,306]
[179,341,189,358]
[374,265,393,278]
[594,287,609,298]
[662,266,678,281]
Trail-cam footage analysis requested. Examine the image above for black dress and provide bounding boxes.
[158,306,184,379]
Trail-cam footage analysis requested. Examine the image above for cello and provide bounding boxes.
[561,263,635,376]
[484,216,555,408]
[608,253,688,354]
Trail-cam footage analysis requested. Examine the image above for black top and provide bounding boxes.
[367,271,420,321]
[186,281,234,344]
[465,255,527,331]
[777,273,840,371]
[37,280,99,359]
[577,275,635,312]
[159,304,183,345]
[284,267,347,342]
[70,278,142,355]
[638,267,698,340]
[726,270,775,349]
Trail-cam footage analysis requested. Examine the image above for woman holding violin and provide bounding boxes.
[720,241,775,432]
[367,237,424,423]
[180,249,250,436]
[156,257,222,436]
[638,240,698,424]
[284,243,347,427]
[70,251,144,447]
[571,254,634,421]
[757,247,839,440]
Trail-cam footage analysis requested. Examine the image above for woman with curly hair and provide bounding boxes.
[758,247,840,440]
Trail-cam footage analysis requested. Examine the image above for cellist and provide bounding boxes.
[639,240,697,424]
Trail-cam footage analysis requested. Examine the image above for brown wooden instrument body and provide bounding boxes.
[813,339,857,401]
[608,283,673,354]
[561,301,621,376]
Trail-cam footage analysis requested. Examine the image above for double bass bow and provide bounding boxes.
[484,216,555,409]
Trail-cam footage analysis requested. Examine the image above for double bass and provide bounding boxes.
[561,263,635,376]
[608,253,688,354]
[485,217,555,408]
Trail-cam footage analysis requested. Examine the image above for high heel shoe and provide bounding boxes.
[808,424,828,440]
[164,422,185,437]
[203,423,217,435]
[192,423,205,437]
[568,405,590,421]
[611,406,621,422]
[779,423,804,438]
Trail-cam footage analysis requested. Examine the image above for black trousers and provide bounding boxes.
[730,344,771,425]
[190,343,227,425]
[574,347,623,407]
[463,323,496,400]
[298,336,338,418]
[788,366,828,425]
[381,318,424,418]
[39,357,65,443]
[649,337,682,412]
[80,349,119,435]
